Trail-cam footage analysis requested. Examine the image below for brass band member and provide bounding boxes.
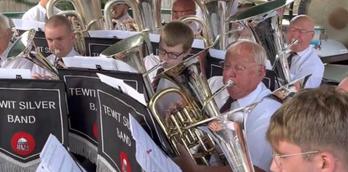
[286,15,324,88]
[171,0,201,37]
[111,3,137,31]
[267,86,348,172]
[176,40,281,172]
[0,14,33,69]
[144,21,194,84]
[32,15,79,79]
[22,0,60,22]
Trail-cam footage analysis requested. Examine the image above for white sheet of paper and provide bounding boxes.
[0,68,31,79]
[130,114,182,172]
[88,30,139,39]
[63,56,137,72]
[317,39,348,57]
[97,73,146,105]
[12,19,45,31]
[209,48,226,59]
[36,134,86,172]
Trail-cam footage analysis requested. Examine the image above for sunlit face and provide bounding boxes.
[158,41,189,69]
[270,141,320,172]
[45,24,75,58]
[171,2,196,20]
[287,19,314,52]
[0,28,11,55]
[112,4,129,19]
[222,48,265,99]
[40,0,49,8]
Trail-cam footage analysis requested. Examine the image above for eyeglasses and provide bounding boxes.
[157,48,185,60]
[273,150,319,167]
[288,28,314,34]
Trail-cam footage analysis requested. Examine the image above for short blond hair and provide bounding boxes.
[267,86,348,164]
[160,21,194,53]
[226,39,268,66]
[0,14,11,30]
[45,15,73,33]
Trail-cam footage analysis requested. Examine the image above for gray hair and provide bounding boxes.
[226,39,268,66]
[0,14,11,30]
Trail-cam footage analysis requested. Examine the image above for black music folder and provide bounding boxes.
[0,79,68,171]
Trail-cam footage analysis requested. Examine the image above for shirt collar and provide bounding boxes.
[64,48,79,58]
[0,41,13,61]
[37,3,47,14]
[237,82,271,107]
[296,46,312,59]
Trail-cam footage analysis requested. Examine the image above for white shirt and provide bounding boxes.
[0,42,33,69]
[22,4,60,22]
[208,76,281,171]
[31,48,79,77]
[113,13,135,31]
[144,54,161,82]
[289,46,324,88]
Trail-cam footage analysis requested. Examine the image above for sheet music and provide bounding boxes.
[36,134,86,172]
[97,73,146,105]
[0,68,32,79]
[130,114,182,172]
[63,56,137,72]
[12,19,45,31]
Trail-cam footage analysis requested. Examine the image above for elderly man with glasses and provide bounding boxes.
[175,40,282,172]
[267,86,348,172]
[285,15,324,88]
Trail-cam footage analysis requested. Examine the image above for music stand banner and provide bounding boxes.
[85,37,121,57]
[0,79,68,171]
[59,68,146,164]
[96,83,157,172]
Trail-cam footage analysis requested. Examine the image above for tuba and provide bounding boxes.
[184,0,239,49]
[179,15,214,48]
[148,49,254,171]
[46,0,104,30]
[46,0,104,56]
[100,31,155,97]
[227,0,295,84]
[179,0,238,49]
[103,0,162,32]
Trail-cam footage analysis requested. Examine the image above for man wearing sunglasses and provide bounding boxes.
[267,86,348,172]
[286,15,324,88]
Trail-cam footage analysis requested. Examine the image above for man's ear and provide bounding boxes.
[316,151,336,172]
[258,65,266,77]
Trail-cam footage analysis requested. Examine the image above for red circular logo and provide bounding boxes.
[92,121,99,140]
[120,151,131,172]
[10,131,36,156]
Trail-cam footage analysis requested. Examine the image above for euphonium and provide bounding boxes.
[148,48,254,170]
[148,49,220,165]
[6,29,59,79]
